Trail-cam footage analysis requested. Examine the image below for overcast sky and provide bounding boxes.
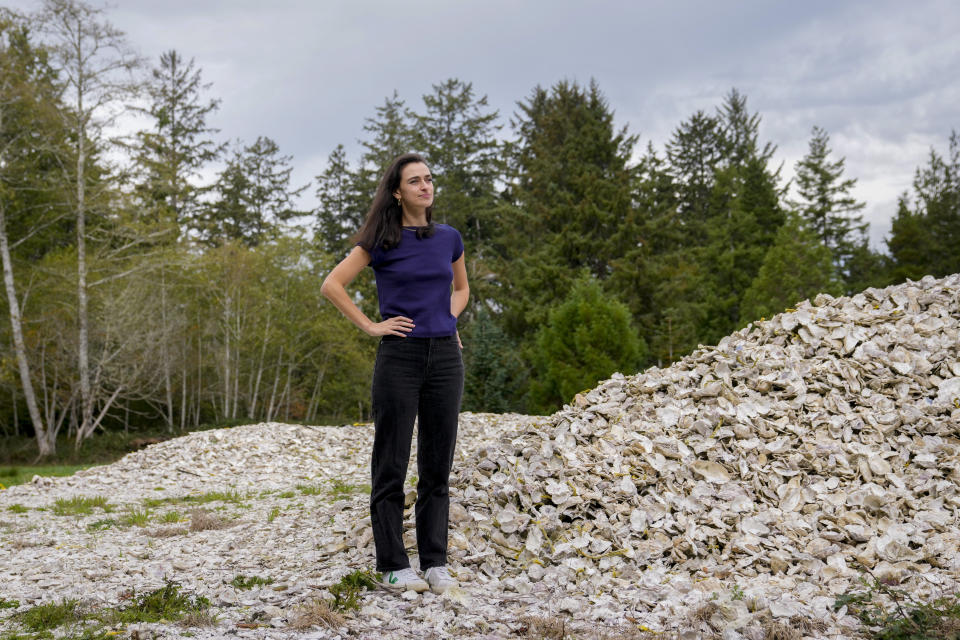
[11,0,960,249]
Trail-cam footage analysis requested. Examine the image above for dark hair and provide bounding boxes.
[353,153,434,251]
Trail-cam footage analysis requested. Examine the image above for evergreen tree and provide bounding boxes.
[789,126,867,285]
[132,49,223,235]
[739,213,841,324]
[410,78,502,319]
[696,91,785,343]
[460,307,525,413]
[313,144,357,254]
[202,136,307,246]
[886,132,960,281]
[502,79,636,339]
[666,110,724,245]
[886,196,933,282]
[352,91,416,206]
[530,274,645,413]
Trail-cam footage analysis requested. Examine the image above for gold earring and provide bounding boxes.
[396,197,401,208]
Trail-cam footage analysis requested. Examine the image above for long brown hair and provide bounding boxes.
[353,153,434,251]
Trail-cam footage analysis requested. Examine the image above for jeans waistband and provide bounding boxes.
[380,334,456,343]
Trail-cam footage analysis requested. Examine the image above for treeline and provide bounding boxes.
[2,2,958,457]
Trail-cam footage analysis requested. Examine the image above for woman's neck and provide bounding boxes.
[401,211,428,227]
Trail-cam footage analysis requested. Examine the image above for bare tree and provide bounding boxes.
[36,0,142,445]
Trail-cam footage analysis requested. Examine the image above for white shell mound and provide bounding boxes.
[1,273,959,639]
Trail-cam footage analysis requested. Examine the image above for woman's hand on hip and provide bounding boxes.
[366,316,415,337]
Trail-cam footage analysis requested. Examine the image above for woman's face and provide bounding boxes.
[394,162,434,210]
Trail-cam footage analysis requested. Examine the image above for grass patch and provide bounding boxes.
[143,490,246,509]
[86,519,116,533]
[267,506,280,523]
[119,508,151,527]
[6,504,29,514]
[0,597,19,609]
[159,510,183,524]
[14,599,83,632]
[277,490,295,499]
[329,478,370,500]
[51,496,112,517]
[0,465,94,488]
[103,580,210,625]
[231,575,274,590]
[834,572,960,640]
[287,599,344,631]
[188,508,229,532]
[5,582,212,638]
[328,570,379,612]
[297,483,323,496]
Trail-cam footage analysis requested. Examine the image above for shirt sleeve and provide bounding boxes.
[451,228,464,262]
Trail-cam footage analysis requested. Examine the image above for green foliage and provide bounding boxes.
[14,599,82,632]
[500,78,637,341]
[6,504,29,513]
[328,478,369,500]
[739,213,842,324]
[834,574,960,640]
[0,598,20,609]
[790,125,868,287]
[230,575,274,590]
[530,274,645,413]
[51,496,111,517]
[297,483,323,496]
[85,519,115,532]
[267,506,280,522]
[328,570,379,612]
[461,307,527,413]
[887,131,960,282]
[132,49,223,232]
[119,509,150,527]
[104,580,210,624]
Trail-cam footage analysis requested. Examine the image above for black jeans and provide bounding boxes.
[370,335,464,572]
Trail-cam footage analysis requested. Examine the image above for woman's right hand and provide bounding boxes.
[366,316,415,337]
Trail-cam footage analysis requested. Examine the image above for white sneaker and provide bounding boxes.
[380,568,428,592]
[424,566,457,594]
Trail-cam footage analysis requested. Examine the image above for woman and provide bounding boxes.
[321,153,468,595]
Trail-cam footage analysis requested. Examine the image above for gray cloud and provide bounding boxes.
[9,0,959,249]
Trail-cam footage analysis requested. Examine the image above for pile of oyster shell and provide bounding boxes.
[1,273,957,639]
[447,273,960,630]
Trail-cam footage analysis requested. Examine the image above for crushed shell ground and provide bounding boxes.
[1,273,959,639]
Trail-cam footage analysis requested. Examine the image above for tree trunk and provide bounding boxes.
[0,205,52,457]
[161,268,174,430]
[75,100,94,448]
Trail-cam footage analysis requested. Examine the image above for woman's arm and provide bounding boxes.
[321,246,415,337]
[451,254,469,349]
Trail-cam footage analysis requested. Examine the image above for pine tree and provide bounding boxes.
[410,78,502,320]
[132,49,223,235]
[790,126,867,285]
[666,110,724,245]
[313,144,357,254]
[502,79,636,339]
[696,91,785,343]
[202,137,307,246]
[739,213,841,324]
[886,131,960,281]
[530,274,645,413]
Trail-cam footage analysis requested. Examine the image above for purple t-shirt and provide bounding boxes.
[368,224,464,337]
